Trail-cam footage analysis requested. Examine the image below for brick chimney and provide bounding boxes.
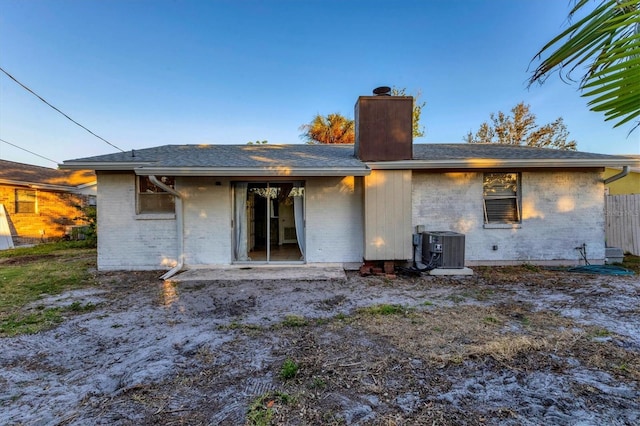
[354,87,413,161]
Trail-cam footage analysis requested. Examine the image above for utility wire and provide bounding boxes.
[0,66,125,152]
[0,138,60,165]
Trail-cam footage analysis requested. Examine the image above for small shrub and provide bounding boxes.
[309,377,327,389]
[280,358,299,380]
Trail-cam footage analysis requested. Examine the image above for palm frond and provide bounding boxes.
[529,0,640,131]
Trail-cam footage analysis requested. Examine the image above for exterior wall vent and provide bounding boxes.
[354,92,413,162]
[422,231,466,268]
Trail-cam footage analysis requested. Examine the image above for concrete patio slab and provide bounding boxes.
[428,267,474,276]
[168,264,347,282]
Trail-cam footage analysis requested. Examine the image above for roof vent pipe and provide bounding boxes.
[373,86,391,96]
[604,166,630,184]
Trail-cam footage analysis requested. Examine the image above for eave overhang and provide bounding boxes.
[134,166,371,177]
[0,178,78,192]
[60,162,154,171]
[367,158,640,170]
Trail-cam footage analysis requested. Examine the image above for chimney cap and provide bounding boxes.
[372,86,391,96]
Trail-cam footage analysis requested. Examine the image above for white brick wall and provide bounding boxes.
[181,177,232,266]
[412,170,605,265]
[97,174,364,270]
[301,176,364,263]
[97,173,178,270]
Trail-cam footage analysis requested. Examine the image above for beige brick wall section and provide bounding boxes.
[0,184,89,244]
[412,170,605,265]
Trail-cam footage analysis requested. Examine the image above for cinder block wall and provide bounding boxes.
[305,176,364,263]
[412,170,605,265]
[181,177,232,266]
[97,173,177,271]
[96,174,364,270]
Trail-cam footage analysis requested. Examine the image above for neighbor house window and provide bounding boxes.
[483,172,520,223]
[15,189,37,213]
[137,176,175,214]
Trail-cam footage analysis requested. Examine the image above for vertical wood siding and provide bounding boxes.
[606,194,640,255]
[364,170,412,260]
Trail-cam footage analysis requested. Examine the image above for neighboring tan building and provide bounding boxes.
[604,159,640,195]
[0,160,96,247]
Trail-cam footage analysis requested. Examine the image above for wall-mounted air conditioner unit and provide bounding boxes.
[422,231,465,269]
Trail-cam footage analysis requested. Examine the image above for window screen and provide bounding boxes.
[483,173,520,223]
[137,176,175,214]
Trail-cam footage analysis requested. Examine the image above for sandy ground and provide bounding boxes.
[1,267,639,425]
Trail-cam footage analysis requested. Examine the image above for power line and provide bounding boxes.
[0,66,125,153]
[0,138,60,165]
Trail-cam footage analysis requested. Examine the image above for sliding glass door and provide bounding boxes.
[234,182,304,263]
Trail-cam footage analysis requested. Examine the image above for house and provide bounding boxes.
[60,92,640,276]
[604,158,640,195]
[0,160,96,248]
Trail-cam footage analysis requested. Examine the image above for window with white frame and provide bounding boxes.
[15,189,37,213]
[137,176,175,214]
[483,172,520,224]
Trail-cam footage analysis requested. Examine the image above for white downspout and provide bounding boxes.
[604,166,630,185]
[149,175,184,280]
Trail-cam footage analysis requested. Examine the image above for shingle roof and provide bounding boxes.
[412,143,631,161]
[64,144,363,168]
[60,143,638,174]
[0,159,95,187]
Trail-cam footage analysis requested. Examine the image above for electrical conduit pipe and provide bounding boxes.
[148,175,184,280]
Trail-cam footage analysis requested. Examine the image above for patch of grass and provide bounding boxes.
[281,314,308,327]
[247,392,294,426]
[521,263,541,272]
[309,377,327,389]
[423,301,434,306]
[446,294,466,304]
[280,358,299,380]
[621,255,639,274]
[358,304,406,316]
[0,240,95,259]
[0,243,96,336]
[483,316,500,325]
[0,308,64,336]
[0,301,96,336]
[590,328,612,338]
[68,301,97,312]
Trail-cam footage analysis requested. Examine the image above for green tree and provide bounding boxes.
[299,113,355,144]
[464,102,577,150]
[300,88,426,144]
[529,0,640,131]
[392,87,426,138]
[247,140,268,145]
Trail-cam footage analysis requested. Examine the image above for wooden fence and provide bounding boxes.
[605,194,640,255]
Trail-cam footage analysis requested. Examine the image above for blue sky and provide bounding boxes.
[1,0,638,168]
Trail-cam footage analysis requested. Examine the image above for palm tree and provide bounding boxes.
[529,0,640,131]
[299,113,355,144]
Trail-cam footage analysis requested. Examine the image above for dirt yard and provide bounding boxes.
[1,266,639,425]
